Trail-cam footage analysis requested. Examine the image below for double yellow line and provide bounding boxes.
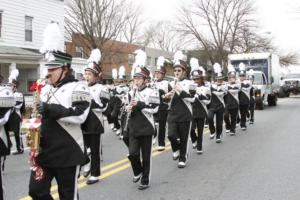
[20,143,172,200]
[20,128,210,200]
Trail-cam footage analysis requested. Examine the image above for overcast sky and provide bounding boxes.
[138,0,300,54]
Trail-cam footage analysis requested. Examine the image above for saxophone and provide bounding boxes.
[24,78,45,180]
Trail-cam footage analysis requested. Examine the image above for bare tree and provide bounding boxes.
[140,21,191,52]
[121,1,144,44]
[65,0,129,55]
[177,0,255,65]
[279,52,300,66]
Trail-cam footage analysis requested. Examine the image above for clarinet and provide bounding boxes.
[123,88,137,134]
[168,78,178,110]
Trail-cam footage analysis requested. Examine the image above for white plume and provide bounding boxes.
[119,66,126,78]
[228,64,236,73]
[40,22,62,54]
[213,63,222,74]
[133,49,147,68]
[9,62,17,73]
[173,51,187,62]
[248,69,254,76]
[156,56,165,67]
[9,69,19,83]
[239,62,246,71]
[190,57,200,71]
[112,68,118,80]
[88,49,101,64]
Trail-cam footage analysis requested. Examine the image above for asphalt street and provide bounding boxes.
[3,96,300,200]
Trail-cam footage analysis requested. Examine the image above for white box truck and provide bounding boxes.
[228,52,281,109]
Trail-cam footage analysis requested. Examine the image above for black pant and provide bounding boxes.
[83,134,101,177]
[207,108,224,138]
[239,105,249,128]
[249,102,255,121]
[29,165,80,200]
[168,122,191,162]
[14,122,23,152]
[128,135,152,185]
[155,110,168,147]
[0,157,4,200]
[224,107,238,133]
[190,118,205,151]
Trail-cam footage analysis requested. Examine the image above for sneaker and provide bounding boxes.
[229,131,236,136]
[249,120,254,124]
[172,150,180,160]
[210,133,216,140]
[157,146,165,151]
[83,162,91,178]
[110,124,114,130]
[113,128,117,132]
[116,129,121,136]
[216,136,222,143]
[196,149,203,155]
[13,150,24,155]
[152,138,156,145]
[86,176,99,185]
[204,124,208,128]
[225,129,230,133]
[241,127,247,131]
[192,142,197,149]
[178,161,186,168]
[133,173,142,183]
[138,183,150,190]
[119,135,124,140]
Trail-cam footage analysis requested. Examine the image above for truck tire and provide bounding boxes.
[278,87,285,98]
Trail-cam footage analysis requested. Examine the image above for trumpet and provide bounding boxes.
[167,78,178,109]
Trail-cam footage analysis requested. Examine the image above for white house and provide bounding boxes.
[0,0,65,95]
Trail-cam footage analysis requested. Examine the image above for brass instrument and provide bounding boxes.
[123,88,137,134]
[168,78,178,109]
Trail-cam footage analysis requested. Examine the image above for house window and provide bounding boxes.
[0,11,3,38]
[75,46,83,58]
[25,16,33,42]
[128,54,134,64]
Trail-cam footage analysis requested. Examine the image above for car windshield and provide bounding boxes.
[286,74,300,79]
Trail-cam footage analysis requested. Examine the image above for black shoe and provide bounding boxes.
[133,173,142,183]
[249,120,254,124]
[83,170,90,178]
[138,183,149,190]
[86,176,99,185]
[13,150,24,155]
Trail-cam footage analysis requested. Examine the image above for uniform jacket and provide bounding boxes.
[38,76,91,168]
[239,80,252,106]
[192,84,211,119]
[225,82,240,109]
[209,83,227,111]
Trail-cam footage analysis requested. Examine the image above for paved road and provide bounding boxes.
[3,97,300,200]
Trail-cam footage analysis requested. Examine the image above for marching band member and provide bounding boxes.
[0,85,15,200]
[224,64,240,136]
[29,23,91,199]
[166,51,195,168]
[208,63,227,143]
[110,68,122,136]
[238,63,252,131]
[81,49,110,185]
[190,58,211,154]
[127,50,159,190]
[6,64,25,155]
[248,69,256,124]
[115,66,130,140]
[153,56,171,151]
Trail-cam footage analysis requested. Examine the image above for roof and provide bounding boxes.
[0,46,42,58]
[228,53,272,60]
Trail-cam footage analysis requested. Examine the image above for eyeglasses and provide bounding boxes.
[174,69,182,72]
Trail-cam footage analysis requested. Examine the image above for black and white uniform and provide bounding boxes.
[190,83,211,151]
[81,82,109,177]
[29,76,91,200]
[167,79,195,163]
[224,82,240,134]
[127,86,159,186]
[6,91,25,152]
[239,80,252,128]
[0,86,15,200]
[152,79,171,148]
[208,83,227,140]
